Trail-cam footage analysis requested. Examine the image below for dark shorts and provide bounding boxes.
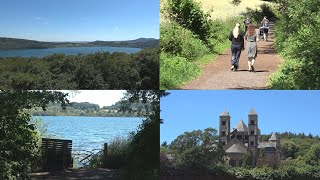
[263,28,269,33]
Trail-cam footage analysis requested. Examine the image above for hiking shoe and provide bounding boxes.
[231,65,234,71]
[251,65,255,72]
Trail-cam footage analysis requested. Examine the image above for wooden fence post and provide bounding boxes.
[103,143,108,167]
[104,143,108,156]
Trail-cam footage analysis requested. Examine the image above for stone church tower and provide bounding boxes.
[248,109,259,164]
[219,111,230,145]
[219,109,280,167]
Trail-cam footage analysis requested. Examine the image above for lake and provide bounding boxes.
[0,46,141,58]
[33,116,142,162]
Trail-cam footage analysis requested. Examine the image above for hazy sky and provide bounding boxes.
[161,90,320,144]
[61,90,126,108]
[0,0,159,41]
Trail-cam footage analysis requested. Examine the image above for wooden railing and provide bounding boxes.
[73,143,107,167]
[41,138,73,170]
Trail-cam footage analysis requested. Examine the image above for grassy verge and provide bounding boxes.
[160,18,239,89]
[160,53,201,90]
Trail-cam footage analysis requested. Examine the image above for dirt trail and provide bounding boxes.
[30,168,120,180]
[182,22,282,90]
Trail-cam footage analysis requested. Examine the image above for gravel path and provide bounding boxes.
[182,22,282,90]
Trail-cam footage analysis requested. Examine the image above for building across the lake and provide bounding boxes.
[219,109,281,167]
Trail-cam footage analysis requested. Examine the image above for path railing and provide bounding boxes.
[73,143,108,167]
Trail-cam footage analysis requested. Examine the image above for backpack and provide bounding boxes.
[262,20,269,27]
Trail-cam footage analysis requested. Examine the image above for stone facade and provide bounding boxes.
[219,109,281,167]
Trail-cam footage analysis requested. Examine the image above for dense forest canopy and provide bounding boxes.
[0,48,159,89]
[161,128,320,179]
[0,37,159,50]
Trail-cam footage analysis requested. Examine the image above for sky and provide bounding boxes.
[0,0,159,41]
[160,90,320,144]
[61,90,126,108]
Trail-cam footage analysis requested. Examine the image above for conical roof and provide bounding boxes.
[226,144,247,153]
[234,120,248,132]
[220,111,230,116]
[249,108,257,115]
[269,132,277,141]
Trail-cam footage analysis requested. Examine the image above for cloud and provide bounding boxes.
[113,26,120,31]
[32,17,49,25]
[60,90,126,108]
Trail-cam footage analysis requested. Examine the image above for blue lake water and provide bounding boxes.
[0,46,141,58]
[33,116,142,153]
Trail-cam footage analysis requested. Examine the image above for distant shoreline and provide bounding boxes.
[33,115,144,118]
[0,37,159,50]
[0,46,142,58]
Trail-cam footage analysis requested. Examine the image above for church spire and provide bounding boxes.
[249,108,257,115]
[269,132,278,142]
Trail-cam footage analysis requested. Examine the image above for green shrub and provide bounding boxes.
[271,0,320,89]
[207,17,241,52]
[103,137,129,169]
[160,22,209,61]
[271,10,320,89]
[89,137,130,169]
[269,58,302,89]
[160,53,200,89]
[165,0,212,44]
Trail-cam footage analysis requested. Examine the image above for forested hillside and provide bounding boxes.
[0,37,53,49]
[0,48,159,89]
[0,37,159,50]
[88,38,159,48]
[32,100,151,117]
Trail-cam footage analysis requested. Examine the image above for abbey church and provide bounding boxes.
[219,109,281,167]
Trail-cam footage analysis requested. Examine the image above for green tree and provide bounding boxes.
[0,91,68,179]
[304,143,320,166]
[241,149,254,168]
[281,140,299,159]
[169,128,224,169]
[170,128,220,153]
[121,90,167,180]
[161,141,168,148]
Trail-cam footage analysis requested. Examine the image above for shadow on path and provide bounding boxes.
[30,168,120,180]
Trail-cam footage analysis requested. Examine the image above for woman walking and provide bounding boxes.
[260,16,269,41]
[228,23,244,71]
[245,24,259,72]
